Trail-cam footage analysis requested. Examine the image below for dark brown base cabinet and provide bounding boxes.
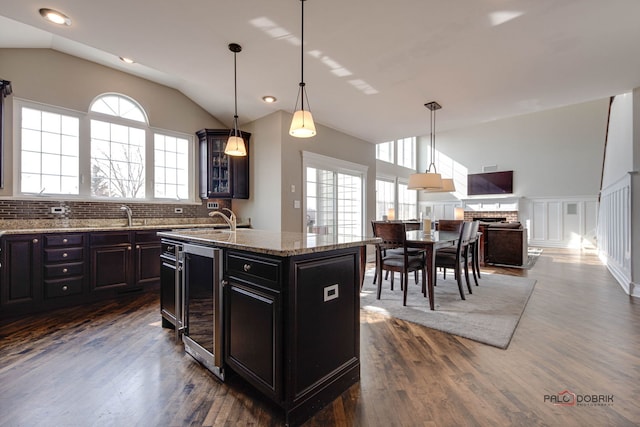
[1,234,42,313]
[1,230,162,319]
[224,247,360,426]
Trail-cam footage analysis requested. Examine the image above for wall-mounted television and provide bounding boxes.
[467,171,513,195]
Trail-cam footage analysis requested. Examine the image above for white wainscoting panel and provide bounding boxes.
[527,197,598,248]
[597,174,633,296]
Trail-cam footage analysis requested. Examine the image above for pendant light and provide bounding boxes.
[408,101,444,190]
[224,43,247,156]
[289,0,317,138]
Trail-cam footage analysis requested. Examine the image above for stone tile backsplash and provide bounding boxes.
[0,198,232,229]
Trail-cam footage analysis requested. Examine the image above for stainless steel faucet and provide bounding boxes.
[208,208,236,231]
[120,205,133,227]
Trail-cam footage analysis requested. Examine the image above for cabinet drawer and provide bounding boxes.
[44,262,84,278]
[44,234,84,247]
[44,247,84,263]
[44,277,83,298]
[226,251,282,290]
[134,230,163,243]
[90,232,131,246]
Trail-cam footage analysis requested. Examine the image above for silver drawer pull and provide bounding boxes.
[62,268,68,273]
[243,263,252,272]
[33,238,39,243]
[62,252,68,258]
[62,238,68,243]
[62,285,69,291]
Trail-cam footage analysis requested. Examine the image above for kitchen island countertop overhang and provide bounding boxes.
[157,227,380,256]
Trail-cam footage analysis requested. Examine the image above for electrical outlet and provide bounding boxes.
[50,206,65,214]
[207,202,219,209]
[174,208,183,214]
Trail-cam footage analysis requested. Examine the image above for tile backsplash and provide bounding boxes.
[0,198,231,223]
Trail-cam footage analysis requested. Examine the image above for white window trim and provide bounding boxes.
[13,97,196,203]
[302,151,368,236]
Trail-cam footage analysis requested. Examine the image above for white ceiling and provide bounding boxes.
[1,0,640,143]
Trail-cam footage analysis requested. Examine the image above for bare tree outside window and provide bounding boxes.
[91,119,145,198]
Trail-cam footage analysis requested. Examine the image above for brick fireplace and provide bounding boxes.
[463,210,519,223]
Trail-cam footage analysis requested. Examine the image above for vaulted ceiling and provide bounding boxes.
[1,0,640,143]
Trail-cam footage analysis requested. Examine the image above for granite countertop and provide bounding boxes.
[157,228,379,257]
[0,218,250,235]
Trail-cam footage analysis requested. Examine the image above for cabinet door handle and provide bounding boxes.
[62,285,69,291]
[136,245,140,249]
[62,252,68,258]
[243,263,251,272]
[33,239,39,243]
[128,246,132,251]
[62,238,68,243]
[62,268,68,273]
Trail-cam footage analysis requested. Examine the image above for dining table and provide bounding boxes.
[405,230,460,310]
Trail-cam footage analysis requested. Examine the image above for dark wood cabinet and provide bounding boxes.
[133,231,162,287]
[43,233,85,299]
[1,234,42,310]
[225,251,282,401]
[160,239,181,329]
[223,247,360,426]
[90,231,133,291]
[197,128,250,199]
[90,230,162,292]
[1,229,162,319]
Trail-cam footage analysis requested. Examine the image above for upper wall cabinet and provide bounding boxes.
[197,129,250,199]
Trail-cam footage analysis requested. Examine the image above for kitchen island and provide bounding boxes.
[157,228,378,426]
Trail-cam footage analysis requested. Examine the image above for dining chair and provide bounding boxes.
[466,220,481,286]
[434,221,473,300]
[436,219,463,233]
[371,221,426,306]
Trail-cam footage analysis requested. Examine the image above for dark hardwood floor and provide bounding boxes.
[1,248,639,426]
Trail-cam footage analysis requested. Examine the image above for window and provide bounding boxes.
[375,179,395,220]
[90,119,146,198]
[397,182,417,220]
[375,141,394,163]
[154,134,189,199]
[16,95,193,201]
[303,152,367,236]
[397,137,416,169]
[376,137,416,169]
[20,107,79,195]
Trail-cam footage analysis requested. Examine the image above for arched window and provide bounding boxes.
[17,93,191,201]
[90,93,147,123]
[90,94,148,198]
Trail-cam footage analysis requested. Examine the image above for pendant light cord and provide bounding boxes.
[299,0,307,112]
[233,49,239,136]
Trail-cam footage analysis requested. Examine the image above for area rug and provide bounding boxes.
[360,270,536,349]
[490,247,543,270]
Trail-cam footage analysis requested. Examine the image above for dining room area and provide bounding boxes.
[363,218,537,350]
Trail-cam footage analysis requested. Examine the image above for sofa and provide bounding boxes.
[482,222,528,267]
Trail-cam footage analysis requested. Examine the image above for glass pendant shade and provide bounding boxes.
[224,134,246,156]
[408,171,443,190]
[290,109,316,138]
[225,43,247,157]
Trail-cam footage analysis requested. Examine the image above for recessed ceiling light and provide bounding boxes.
[119,57,135,64]
[39,8,72,26]
[262,95,277,103]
